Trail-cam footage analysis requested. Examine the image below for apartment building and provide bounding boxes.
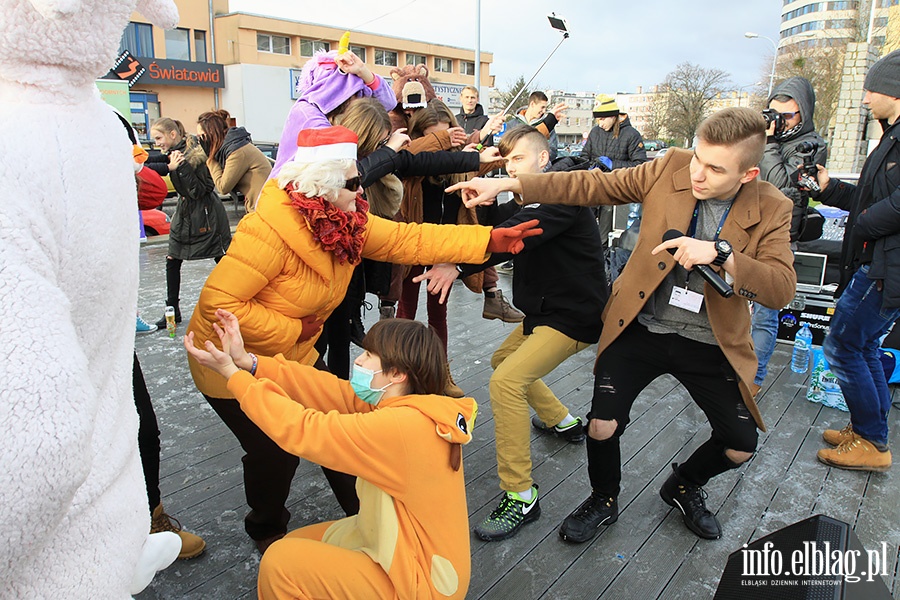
[106,0,493,143]
[780,0,900,49]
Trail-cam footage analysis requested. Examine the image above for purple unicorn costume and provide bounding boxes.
[271,50,397,177]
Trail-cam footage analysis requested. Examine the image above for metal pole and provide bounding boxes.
[475,0,481,96]
[867,0,877,45]
[209,0,218,109]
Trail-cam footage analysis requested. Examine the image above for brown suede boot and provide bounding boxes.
[444,363,464,398]
[483,290,524,323]
[817,434,892,472]
[150,504,206,560]
[822,423,853,447]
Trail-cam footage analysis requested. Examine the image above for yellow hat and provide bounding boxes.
[592,94,620,118]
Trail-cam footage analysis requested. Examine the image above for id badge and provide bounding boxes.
[669,287,703,313]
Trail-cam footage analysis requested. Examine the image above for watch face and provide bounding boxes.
[718,240,732,253]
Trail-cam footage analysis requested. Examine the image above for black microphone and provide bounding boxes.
[663,229,734,298]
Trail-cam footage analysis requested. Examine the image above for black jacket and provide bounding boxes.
[357,146,480,188]
[456,103,489,135]
[819,118,900,306]
[580,116,648,170]
[460,199,606,344]
[167,136,231,260]
[759,77,829,242]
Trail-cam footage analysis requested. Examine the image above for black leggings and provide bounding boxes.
[134,353,161,512]
[204,360,359,541]
[586,323,758,497]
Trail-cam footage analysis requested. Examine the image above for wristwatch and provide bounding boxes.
[712,239,733,267]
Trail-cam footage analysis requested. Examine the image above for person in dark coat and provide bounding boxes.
[752,76,828,385]
[814,50,900,472]
[150,117,231,329]
[413,126,606,542]
[580,94,648,256]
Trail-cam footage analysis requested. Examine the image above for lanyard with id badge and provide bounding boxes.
[669,203,732,313]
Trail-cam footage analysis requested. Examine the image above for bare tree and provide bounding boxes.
[494,75,537,115]
[773,44,845,139]
[657,63,731,147]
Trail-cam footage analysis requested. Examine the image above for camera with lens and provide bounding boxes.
[762,108,785,136]
[794,140,820,193]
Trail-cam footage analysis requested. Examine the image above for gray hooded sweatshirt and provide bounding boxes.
[758,77,828,241]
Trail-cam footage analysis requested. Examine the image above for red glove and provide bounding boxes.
[487,219,543,255]
[297,314,324,343]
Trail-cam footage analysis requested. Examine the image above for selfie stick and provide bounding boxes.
[478,15,570,148]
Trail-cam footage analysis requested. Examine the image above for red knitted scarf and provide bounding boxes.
[287,184,369,265]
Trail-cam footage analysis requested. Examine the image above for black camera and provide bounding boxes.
[794,140,820,193]
[762,108,785,136]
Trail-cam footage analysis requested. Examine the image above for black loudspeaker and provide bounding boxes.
[714,514,893,599]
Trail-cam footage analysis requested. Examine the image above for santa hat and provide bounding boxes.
[293,126,358,163]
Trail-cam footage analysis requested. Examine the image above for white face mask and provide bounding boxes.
[350,364,392,405]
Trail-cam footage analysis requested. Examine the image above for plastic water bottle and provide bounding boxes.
[165,306,177,338]
[791,323,813,374]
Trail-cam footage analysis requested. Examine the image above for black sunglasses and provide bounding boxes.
[344,176,361,191]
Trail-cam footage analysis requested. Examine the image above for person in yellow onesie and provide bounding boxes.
[184,125,540,551]
[185,311,475,600]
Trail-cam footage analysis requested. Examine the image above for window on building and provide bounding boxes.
[825,18,855,28]
[434,57,452,73]
[827,1,858,8]
[461,61,475,76]
[258,33,291,55]
[194,30,207,62]
[375,49,398,66]
[300,39,329,57]
[874,16,889,27]
[406,53,426,66]
[165,28,190,61]
[349,45,366,61]
[118,22,154,57]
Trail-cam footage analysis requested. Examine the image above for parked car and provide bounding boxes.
[141,208,170,237]
[643,140,667,152]
[654,147,671,158]
[254,142,279,165]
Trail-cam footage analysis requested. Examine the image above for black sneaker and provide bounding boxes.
[531,415,585,443]
[558,492,618,543]
[659,463,721,540]
[474,486,541,542]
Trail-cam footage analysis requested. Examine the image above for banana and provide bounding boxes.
[338,31,351,55]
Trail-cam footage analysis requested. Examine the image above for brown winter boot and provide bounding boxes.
[150,504,206,560]
[816,434,892,472]
[822,423,854,447]
[444,363,464,398]
[483,290,524,323]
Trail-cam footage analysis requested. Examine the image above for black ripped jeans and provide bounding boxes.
[586,322,758,498]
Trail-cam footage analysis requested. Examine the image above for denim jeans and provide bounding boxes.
[823,265,899,446]
[751,304,780,386]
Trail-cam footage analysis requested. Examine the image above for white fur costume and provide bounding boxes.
[0,1,179,597]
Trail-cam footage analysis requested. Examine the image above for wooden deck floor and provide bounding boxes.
[133,243,900,600]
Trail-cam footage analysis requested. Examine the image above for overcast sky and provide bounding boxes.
[229,0,784,95]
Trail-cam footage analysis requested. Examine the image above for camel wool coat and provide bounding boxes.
[514,148,797,431]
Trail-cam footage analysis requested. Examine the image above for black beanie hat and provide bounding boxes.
[864,49,900,99]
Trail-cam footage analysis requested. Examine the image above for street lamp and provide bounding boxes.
[745,31,815,97]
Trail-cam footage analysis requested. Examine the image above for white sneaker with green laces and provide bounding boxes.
[474,485,541,541]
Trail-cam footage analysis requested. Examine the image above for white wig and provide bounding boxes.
[277,158,356,203]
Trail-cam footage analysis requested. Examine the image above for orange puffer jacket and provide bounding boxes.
[186,178,491,398]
